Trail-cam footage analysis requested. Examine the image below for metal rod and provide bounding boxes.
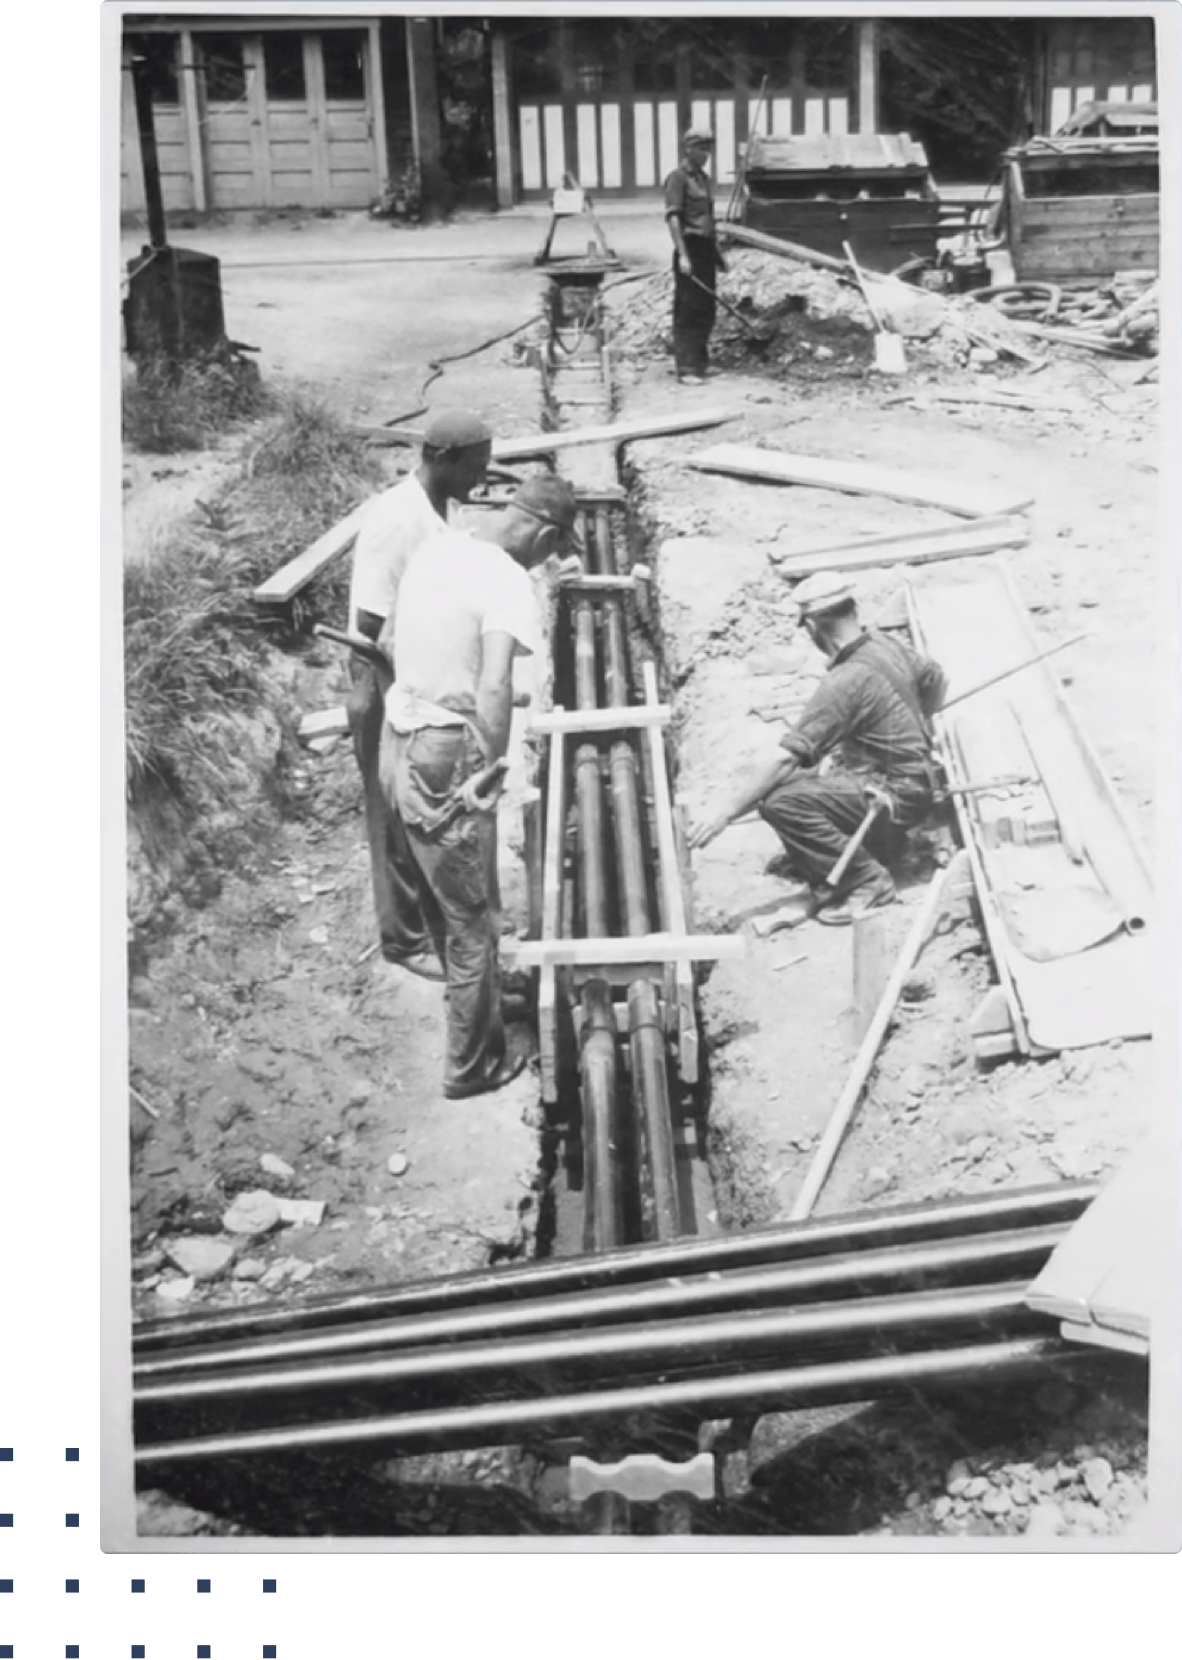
[136,1338,1086,1465]
[941,631,1094,713]
[136,1284,1037,1411]
[133,1184,1099,1354]
[580,980,624,1252]
[628,981,681,1241]
[134,1226,1068,1380]
[130,55,169,251]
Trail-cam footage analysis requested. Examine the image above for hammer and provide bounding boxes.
[824,785,893,893]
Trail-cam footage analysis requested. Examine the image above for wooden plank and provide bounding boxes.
[492,408,738,462]
[528,705,672,736]
[1026,1139,1159,1333]
[690,443,1035,520]
[775,516,1029,579]
[298,706,350,741]
[502,933,745,970]
[642,662,699,1084]
[538,724,566,1105]
[253,505,366,604]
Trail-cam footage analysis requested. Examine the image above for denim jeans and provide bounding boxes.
[345,661,429,960]
[380,723,504,1093]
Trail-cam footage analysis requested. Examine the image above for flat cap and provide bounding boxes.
[683,127,715,148]
[512,474,584,549]
[793,571,857,619]
[422,408,492,451]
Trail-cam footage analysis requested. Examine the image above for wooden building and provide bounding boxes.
[1038,14,1158,133]
[119,12,441,217]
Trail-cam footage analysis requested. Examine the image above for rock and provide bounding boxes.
[259,1263,289,1290]
[223,1189,283,1237]
[1083,1457,1114,1502]
[387,1152,411,1177]
[900,975,935,1005]
[308,926,329,946]
[945,1459,972,1491]
[963,1476,990,1500]
[981,1487,1013,1517]
[277,1198,327,1227]
[860,1165,895,1200]
[156,1276,196,1304]
[932,1496,953,1521]
[814,345,835,361]
[260,1153,296,1181]
[1024,1501,1064,1538]
[968,1135,991,1163]
[289,1261,316,1284]
[1010,1482,1031,1507]
[232,1257,266,1281]
[164,1237,238,1282]
[133,1248,165,1276]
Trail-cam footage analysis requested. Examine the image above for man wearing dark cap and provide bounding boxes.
[664,128,728,384]
[345,410,493,977]
[380,474,582,1097]
[690,573,947,923]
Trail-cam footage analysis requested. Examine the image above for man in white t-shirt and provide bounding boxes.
[379,474,582,1099]
[344,410,492,976]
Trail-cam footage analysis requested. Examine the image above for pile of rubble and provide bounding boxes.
[604,249,1159,381]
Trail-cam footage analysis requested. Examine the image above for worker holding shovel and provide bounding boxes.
[665,127,728,384]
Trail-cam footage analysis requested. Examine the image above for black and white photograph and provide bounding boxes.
[107,1,1178,1547]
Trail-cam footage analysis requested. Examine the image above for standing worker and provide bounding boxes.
[346,410,493,977]
[690,573,947,924]
[380,475,582,1099]
[664,127,729,385]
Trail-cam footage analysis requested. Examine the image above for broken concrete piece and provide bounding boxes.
[223,1189,283,1237]
[260,1153,296,1181]
[156,1276,196,1304]
[164,1237,239,1282]
[750,898,814,938]
[232,1257,267,1281]
[277,1198,327,1228]
[387,1152,410,1177]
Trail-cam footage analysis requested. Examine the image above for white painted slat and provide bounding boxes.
[1105,84,1129,102]
[601,102,621,188]
[657,100,679,180]
[771,96,793,135]
[1074,84,1095,107]
[691,97,712,133]
[544,104,566,187]
[749,97,768,137]
[829,97,849,135]
[714,99,736,182]
[634,102,655,187]
[520,105,542,191]
[804,97,825,135]
[1133,83,1153,101]
[1050,86,1072,130]
[577,103,598,187]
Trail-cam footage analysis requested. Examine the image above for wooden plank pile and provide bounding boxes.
[1025,1137,1163,1357]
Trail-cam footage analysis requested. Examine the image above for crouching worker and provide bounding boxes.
[689,572,947,925]
[379,475,582,1098]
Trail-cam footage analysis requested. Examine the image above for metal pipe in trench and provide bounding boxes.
[135,1283,1039,1411]
[135,1336,1086,1466]
[134,1225,1068,1380]
[133,1184,1098,1355]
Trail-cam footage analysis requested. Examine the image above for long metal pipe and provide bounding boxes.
[133,1183,1099,1354]
[580,981,624,1252]
[135,1283,1038,1411]
[134,1225,1068,1380]
[135,1337,1087,1465]
[628,980,681,1240]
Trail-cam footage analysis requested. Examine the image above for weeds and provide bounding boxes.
[123,351,273,454]
[120,395,380,823]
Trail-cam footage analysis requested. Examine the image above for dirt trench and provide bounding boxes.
[128,263,1156,1539]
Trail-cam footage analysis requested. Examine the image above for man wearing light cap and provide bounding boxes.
[345,409,493,977]
[690,572,947,923]
[380,474,582,1097]
[665,128,728,384]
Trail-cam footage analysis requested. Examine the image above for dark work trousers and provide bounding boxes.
[381,724,505,1094]
[346,661,429,960]
[758,769,933,892]
[672,236,720,376]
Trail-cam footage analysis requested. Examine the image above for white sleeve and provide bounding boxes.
[482,561,542,657]
[349,490,443,624]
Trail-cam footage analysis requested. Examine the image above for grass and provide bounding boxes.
[124,390,385,896]
[123,350,274,454]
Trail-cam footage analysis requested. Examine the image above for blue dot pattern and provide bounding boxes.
[197,1580,210,1593]
[263,1581,276,1593]
[198,1649,211,1658]
[0,1516,11,1527]
[66,1581,79,1594]
[0,1583,12,1594]
[131,1581,144,1594]
[65,1449,79,1462]
[132,1648,145,1659]
[264,1650,277,1658]
[67,1649,80,1658]
[66,1515,79,1528]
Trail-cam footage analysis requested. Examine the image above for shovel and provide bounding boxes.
[840,224,907,375]
[687,271,776,342]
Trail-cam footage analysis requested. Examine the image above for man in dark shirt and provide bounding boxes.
[690,573,947,923]
[664,128,728,384]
